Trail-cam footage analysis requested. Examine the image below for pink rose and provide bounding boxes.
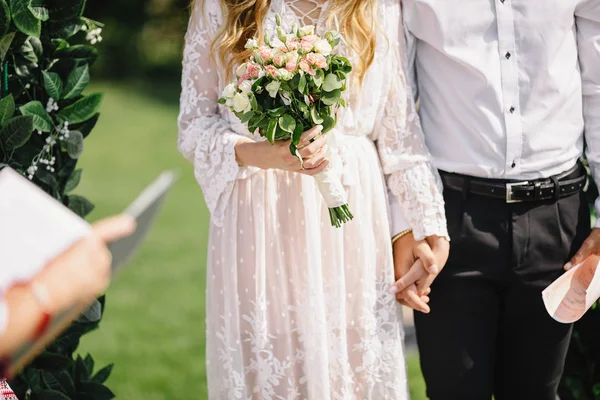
[287,37,301,51]
[259,46,274,62]
[301,35,319,52]
[273,54,285,67]
[285,59,298,72]
[247,63,261,79]
[238,74,250,86]
[305,52,327,69]
[265,65,278,78]
[299,59,315,76]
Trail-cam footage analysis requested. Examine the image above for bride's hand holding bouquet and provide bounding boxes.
[223,16,353,227]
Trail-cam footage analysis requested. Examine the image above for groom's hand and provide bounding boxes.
[565,228,600,270]
[391,232,438,313]
[391,233,449,313]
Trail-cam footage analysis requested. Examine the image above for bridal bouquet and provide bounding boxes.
[219,16,353,227]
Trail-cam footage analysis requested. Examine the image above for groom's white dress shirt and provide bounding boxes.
[391,0,600,235]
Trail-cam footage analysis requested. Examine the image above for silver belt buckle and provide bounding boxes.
[505,181,529,203]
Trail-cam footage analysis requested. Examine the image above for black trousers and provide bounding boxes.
[414,173,591,400]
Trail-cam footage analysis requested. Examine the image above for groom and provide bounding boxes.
[392,1,600,399]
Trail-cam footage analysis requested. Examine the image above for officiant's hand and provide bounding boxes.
[565,228,600,271]
[235,125,330,176]
[391,233,449,313]
[36,215,136,313]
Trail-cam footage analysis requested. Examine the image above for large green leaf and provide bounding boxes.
[0,0,10,36]
[310,106,323,125]
[63,64,89,99]
[42,71,63,99]
[65,130,83,159]
[48,0,86,22]
[0,31,15,61]
[91,364,114,384]
[56,93,103,124]
[41,370,75,395]
[0,94,15,126]
[67,194,94,217]
[36,390,71,400]
[10,0,41,37]
[64,168,81,192]
[0,115,33,150]
[28,0,49,21]
[79,381,116,400]
[19,100,53,132]
[55,44,99,65]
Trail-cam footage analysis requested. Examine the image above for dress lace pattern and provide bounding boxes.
[178,0,447,398]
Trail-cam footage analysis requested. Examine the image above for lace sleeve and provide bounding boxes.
[178,0,256,227]
[374,1,448,241]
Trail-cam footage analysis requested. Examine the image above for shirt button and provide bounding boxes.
[511,161,516,168]
[505,52,511,59]
[509,106,515,113]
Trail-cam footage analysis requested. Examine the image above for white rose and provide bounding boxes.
[277,68,293,81]
[236,63,248,77]
[244,38,259,50]
[266,81,281,98]
[314,39,333,56]
[222,83,236,99]
[238,80,253,94]
[232,92,251,113]
[299,25,315,37]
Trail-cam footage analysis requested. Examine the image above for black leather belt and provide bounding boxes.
[439,163,587,203]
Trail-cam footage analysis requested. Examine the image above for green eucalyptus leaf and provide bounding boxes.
[321,115,335,133]
[10,0,41,37]
[321,89,341,106]
[48,0,85,22]
[248,92,258,112]
[43,71,63,99]
[92,364,114,384]
[278,113,296,134]
[57,93,103,124]
[0,115,33,150]
[298,73,307,94]
[64,168,81,192]
[51,38,69,51]
[0,31,15,61]
[0,0,10,36]
[0,94,15,126]
[322,73,342,92]
[266,118,277,143]
[67,194,94,217]
[310,107,323,125]
[65,130,84,159]
[292,122,303,146]
[19,38,38,64]
[240,110,253,124]
[313,69,325,88]
[63,64,89,99]
[19,100,53,132]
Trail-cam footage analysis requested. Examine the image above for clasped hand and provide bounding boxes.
[390,233,449,313]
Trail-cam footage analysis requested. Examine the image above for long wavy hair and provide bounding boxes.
[196,0,377,84]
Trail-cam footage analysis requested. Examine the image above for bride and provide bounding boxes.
[178,0,448,397]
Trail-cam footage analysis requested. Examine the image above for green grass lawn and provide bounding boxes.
[76,82,427,399]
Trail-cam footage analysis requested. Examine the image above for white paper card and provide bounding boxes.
[542,255,600,324]
[0,168,92,291]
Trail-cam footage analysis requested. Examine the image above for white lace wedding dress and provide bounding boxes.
[178,0,447,398]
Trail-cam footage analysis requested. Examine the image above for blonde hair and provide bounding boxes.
[196,0,377,84]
